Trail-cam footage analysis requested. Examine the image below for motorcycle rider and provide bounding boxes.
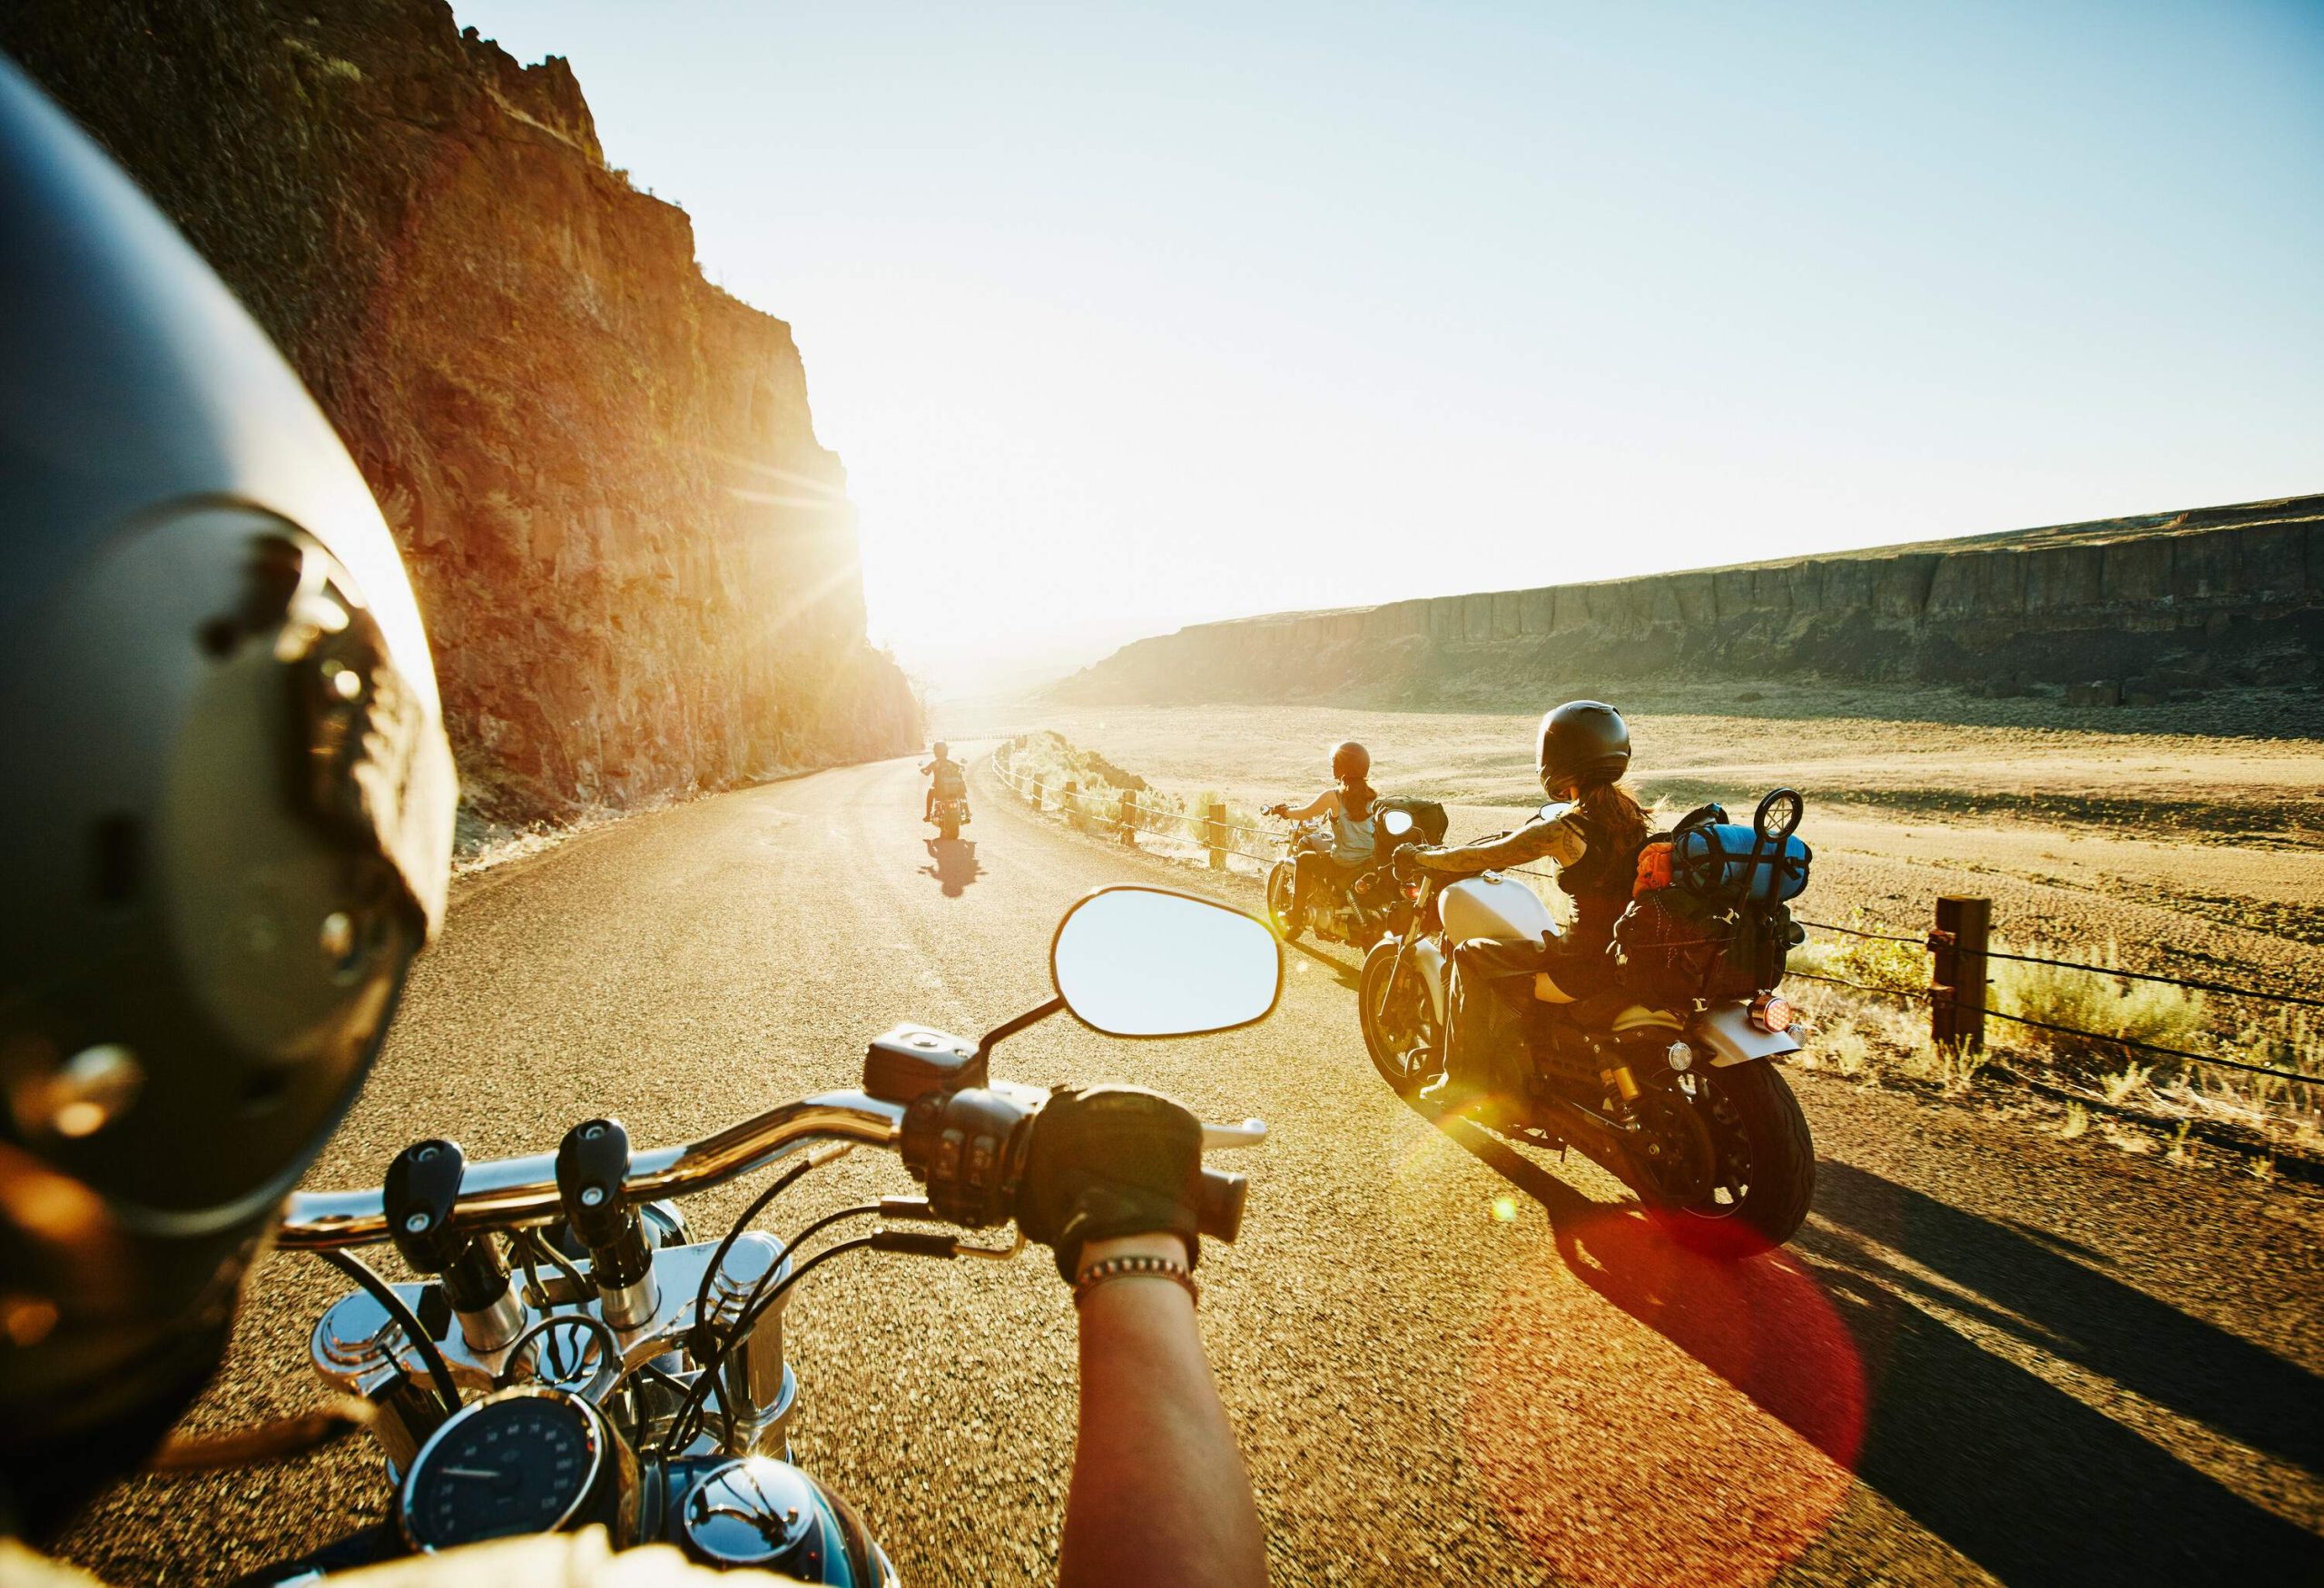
[921,740,968,824]
[1264,741,1379,930]
[1402,702,1649,1123]
[0,54,1263,1588]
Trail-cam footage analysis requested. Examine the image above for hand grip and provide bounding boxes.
[1196,1169,1246,1243]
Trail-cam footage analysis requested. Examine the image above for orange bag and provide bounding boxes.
[1633,840,1673,898]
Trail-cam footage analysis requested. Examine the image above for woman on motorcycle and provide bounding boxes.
[1404,702,1649,1119]
[1265,741,1380,925]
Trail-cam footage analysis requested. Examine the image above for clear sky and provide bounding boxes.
[452,0,2322,695]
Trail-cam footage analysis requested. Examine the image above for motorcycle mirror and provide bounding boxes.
[1050,887,1283,1039]
[1380,808,1414,837]
[1538,800,1573,824]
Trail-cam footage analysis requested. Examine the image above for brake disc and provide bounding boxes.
[1627,1088,1718,1207]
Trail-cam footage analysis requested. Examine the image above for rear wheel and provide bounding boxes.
[1266,863,1302,942]
[938,814,960,841]
[1359,940,1442,1098]
[1646,1062,1815,1258]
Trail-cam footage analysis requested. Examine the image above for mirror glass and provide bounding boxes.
[1539,800,1574,824]
[1051,888,1283,1038]
[1380,808,1414,836]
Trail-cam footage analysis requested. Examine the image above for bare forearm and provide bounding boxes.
[1418,814,1585,873]
[1062,1236,1265,1588]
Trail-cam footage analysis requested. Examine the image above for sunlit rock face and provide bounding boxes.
[1057,495,2324,706]
[5,0,920,822]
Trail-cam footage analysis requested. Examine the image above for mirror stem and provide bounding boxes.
[972,995,1068,1077]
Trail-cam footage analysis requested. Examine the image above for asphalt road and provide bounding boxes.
[59,751,2324,1585]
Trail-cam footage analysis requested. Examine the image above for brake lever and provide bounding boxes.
[1200,1119,1266,1150]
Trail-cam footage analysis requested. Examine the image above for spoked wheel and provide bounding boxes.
[1359,940,1442,1098]
[1266,863,1302,942]
[1643,1063,1816,1258]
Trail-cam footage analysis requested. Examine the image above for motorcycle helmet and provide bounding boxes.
[933,741,949,756]
[0,55,456,1534]
[1538,701,1630,794]
[1329,741,1370,783]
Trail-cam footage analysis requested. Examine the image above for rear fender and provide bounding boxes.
[1693,1001,1801,1066]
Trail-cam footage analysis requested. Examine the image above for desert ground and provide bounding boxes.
[941,686,2324,1099]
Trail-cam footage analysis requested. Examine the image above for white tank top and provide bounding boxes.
[1331,804,1376,866]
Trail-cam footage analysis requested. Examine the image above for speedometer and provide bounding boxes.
[399,1386,636,1553]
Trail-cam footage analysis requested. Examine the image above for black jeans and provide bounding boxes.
[1292,850,1360,920]
[1442,932,1616,1110]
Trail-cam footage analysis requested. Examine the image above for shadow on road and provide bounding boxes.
[921,837,981,896]
[1434,1117,2324,1586]
[1287,939,1362,992]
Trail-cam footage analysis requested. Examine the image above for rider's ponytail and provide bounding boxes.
[1576,776,1646,856]
[1340,773,1375,821]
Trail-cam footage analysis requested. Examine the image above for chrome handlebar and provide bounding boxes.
[276,1091,909,1250]
[276,1095,1270,1251]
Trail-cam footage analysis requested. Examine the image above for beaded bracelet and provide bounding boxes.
[1073,1253,1199,1309]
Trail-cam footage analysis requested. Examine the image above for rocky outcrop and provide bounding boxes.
[5,0,919,820]
[1059,496,2324,707]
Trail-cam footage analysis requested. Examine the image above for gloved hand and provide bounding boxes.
[1016,1086,1203,1282]
[1265,803,1288,819]
[1392,844,1435,882]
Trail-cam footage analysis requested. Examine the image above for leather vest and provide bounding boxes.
[1556,811,1639,953]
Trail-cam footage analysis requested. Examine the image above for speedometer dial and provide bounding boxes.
[399,1387,630,1552]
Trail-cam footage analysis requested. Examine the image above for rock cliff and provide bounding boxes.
[1059,495,2324,709]
[4,0,920,822]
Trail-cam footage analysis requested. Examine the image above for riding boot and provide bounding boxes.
[1424,949,1530,1129]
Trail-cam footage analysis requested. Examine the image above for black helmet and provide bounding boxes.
[0,57,455,1532]
[1538,701,1630,793]
[1329,741,1370,782]
[933,741,949,755]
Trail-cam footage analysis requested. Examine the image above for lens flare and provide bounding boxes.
[1462,1208,1865,1587]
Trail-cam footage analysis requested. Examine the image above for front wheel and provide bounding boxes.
[1266,863,1302,942]
[1359,940,1441,1098]
[1648,1062,1815,1258]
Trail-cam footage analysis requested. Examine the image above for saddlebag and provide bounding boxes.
[1374,796,1449,846]
[1610,801,1810,1005]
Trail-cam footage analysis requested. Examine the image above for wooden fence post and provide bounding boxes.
[1931,895,1991,1051]
[1118,790,1137,845]
[1029,777,1043,812]
[1206,801,1227,870]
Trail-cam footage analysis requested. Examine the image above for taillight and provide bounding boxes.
[1403,883,1420,899]
[1749,993,1794,1033]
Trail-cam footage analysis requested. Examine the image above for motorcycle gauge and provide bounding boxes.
[399,1386,638,1552]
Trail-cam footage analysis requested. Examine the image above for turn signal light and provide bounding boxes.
[1749,994,1794,1034]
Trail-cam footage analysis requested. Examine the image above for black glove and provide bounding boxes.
[1016,1086,1203,1282]
[1392,845,1430,883]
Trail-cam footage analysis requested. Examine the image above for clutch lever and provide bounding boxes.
[1200,1119,1266,1150]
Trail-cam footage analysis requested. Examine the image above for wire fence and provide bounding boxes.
[989,746,2318,1093]
[1790,915,2319,1086]
[1797,916,2324,1011]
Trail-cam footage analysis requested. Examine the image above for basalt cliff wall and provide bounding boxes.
[1059,495,2324,708]
[5,0,919,822]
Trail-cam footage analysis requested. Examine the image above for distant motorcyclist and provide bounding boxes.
[0,54,1262,1588]
[1265,741,1379,926]
[921,740,968,824]
[1403,702,1649,1121]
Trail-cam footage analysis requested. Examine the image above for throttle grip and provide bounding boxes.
[1196,1169,1247,1243]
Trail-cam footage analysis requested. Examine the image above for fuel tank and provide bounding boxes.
[1439,874,1554,948]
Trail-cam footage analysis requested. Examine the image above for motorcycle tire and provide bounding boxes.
[1649,1061,1815,1259]
[1359,940,1441,1098]
[939,816,960,841]
[1266,863,1302,942]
